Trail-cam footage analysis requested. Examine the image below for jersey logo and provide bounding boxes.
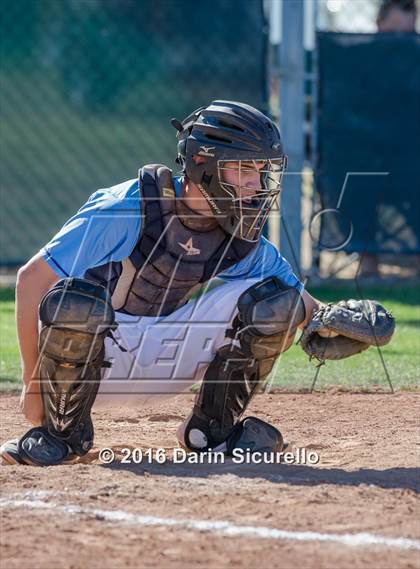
[178,237,201,256]
[162,187,175,198]
[198,145,216,157]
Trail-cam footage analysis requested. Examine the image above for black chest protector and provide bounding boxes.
[85,165,257,317]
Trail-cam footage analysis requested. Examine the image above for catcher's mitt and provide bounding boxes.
[300,299,395,361]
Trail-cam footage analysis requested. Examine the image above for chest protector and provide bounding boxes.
[85,165,256,317]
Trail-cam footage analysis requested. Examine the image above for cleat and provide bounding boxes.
[0,438,27,465]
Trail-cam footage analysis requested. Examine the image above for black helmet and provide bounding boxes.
[172,100,287,242]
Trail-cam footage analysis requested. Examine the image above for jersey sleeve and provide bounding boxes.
[218,236,304,291]
[40,180,141,278]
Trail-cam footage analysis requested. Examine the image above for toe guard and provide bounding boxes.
[223,417,284,454]
[18,427,73,467]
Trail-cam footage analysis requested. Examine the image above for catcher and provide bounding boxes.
[0,101,395,466]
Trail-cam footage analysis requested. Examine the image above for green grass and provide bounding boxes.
[0,288,20,390]
[1,285,419,392]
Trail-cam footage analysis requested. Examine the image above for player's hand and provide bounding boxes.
[19,379,44,426]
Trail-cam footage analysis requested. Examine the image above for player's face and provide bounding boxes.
[220,161,266,202]
[217,158,285,240]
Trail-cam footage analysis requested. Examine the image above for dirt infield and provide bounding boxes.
[1,392,419,569]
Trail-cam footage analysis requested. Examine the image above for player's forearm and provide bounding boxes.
[15,264,57,384]
[16,274,43,384]
[299,290,321,329]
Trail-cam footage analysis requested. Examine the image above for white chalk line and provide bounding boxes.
[1,493,419,551]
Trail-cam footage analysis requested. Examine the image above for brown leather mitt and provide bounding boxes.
[300,299,395,361]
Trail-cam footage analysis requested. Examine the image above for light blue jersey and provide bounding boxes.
[41,177,303,291]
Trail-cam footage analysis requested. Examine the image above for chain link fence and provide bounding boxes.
[0,0,267,266]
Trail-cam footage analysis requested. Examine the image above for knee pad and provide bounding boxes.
[231,276,305,384]
[235,276,306,358]
[38,278,115,455]
[182,277,305,452]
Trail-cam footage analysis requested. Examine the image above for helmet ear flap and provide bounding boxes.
[176,138,188,166]
[179,138,187,157]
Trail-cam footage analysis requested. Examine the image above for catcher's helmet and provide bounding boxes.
[172,100,287,242]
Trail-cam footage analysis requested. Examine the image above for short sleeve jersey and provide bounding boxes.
[41,177,303,291]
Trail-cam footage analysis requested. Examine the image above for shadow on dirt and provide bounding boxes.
[102,459,420,493]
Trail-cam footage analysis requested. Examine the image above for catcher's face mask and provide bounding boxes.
[217,157,286,241]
